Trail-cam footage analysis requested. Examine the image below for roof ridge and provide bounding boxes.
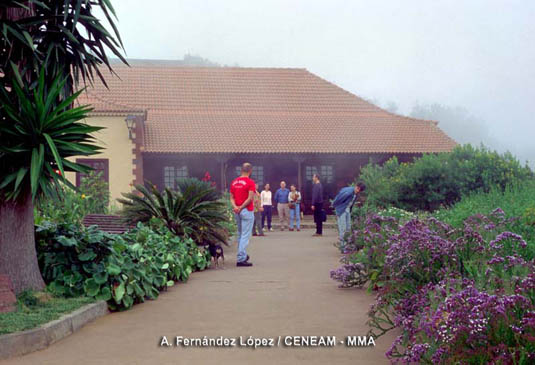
[109,63,308,71]
[301,70,442,125]
[80,89,146,114]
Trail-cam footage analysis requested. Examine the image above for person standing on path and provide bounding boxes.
[311,174,324,236]
[252,184,265,236]
[332,182,366,248]
[261,183,273,231]
[274,181,290,231]
[230,163,256,267]
[288,184,302,231]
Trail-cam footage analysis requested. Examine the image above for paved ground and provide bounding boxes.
[3,229,396,365]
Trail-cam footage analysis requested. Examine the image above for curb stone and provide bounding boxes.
[0,301,109,360]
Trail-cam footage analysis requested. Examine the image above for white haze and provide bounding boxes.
[103,0,535,165]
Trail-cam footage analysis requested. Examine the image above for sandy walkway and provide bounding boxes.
[3,229,396,365]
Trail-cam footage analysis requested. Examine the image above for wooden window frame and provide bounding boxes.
[75,158,109,187]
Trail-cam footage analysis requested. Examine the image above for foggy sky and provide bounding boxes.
[107,0,535,164]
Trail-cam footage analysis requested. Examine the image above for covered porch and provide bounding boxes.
[142,152,419,214]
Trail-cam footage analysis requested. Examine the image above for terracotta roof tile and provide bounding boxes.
[79,65,456,154]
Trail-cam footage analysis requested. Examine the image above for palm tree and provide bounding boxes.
[0,0,126,294]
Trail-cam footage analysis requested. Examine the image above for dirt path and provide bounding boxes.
[3,229,396,365]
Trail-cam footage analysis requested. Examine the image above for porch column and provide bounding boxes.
[292,155,306,191]
[215,154,232,193]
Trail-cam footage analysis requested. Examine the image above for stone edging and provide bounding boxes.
[0,301,109,360]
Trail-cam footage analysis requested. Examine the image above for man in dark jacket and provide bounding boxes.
[332,182,366,247]
[311,174,324,236]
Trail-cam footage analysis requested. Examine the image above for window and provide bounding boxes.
[320,165,334,183]
[163,165,188,189]
[305,165,334,183]
[251,166,264,187]
[305,166,318,181]
[235,165,264,187]
[76,158,109,187]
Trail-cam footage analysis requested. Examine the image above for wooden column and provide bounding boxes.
[216,154,233,193]
[292,155,306,191]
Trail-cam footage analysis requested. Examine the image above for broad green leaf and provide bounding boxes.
[113,282,125,303]
[79,250,97,261]
[84,278,100,297]
[57,236,77,247]
[95,286,112,301]
[106,263,121,276]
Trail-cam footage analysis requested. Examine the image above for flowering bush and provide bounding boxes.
[331,208,535,363]
[377,207,415,223]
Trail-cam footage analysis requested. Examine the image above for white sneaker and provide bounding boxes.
[269,228,273,232]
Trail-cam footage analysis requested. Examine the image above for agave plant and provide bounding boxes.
[0,69,103,200]
[118,179,230,246]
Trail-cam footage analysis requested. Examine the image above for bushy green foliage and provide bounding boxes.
[36,221,210,311]
[118,178,231,246]
[435,181,535,257]
[359,145,533,212]
[221,192,238,238]
[0,70,102,201]
[35,171,110,225]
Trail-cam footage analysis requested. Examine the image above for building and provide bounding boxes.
[71,61,456,212]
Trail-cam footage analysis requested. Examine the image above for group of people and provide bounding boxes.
[257,181,303,233]
[229,162,365,267]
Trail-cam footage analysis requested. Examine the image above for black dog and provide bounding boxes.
[207,244,225,269]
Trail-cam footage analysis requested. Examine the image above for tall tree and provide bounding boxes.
[0,0,127,294]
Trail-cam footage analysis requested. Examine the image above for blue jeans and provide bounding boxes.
[289,204,301,229]
[337,209,351,243]
[235,209,254,263]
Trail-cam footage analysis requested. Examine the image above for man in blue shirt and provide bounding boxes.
[332,182,366,247]
[274,181,290,231]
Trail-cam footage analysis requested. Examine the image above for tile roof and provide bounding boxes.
[82,214,134,234]
[79,65,456,154]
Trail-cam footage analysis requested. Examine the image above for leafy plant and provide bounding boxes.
[0,70,101,200]
[118,179,230,246]
[358,144,533,212]
[35,171,110,226]
[1,0,126,96]
[36,221,210,311]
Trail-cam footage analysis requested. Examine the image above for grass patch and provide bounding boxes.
[0,291,94,335]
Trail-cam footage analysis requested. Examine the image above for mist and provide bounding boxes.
[105,0,535,165]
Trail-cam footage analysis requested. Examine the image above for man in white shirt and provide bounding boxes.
[260,183,273,232]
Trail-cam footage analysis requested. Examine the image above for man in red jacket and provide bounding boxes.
[230,163,256,267]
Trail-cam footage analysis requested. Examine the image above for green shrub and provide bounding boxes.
[221,192,238,238]
[359,144,533,212]
[35,171,110,225]
[36,221,210,311]
[118,178,230,246]
[434,181,535,258]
